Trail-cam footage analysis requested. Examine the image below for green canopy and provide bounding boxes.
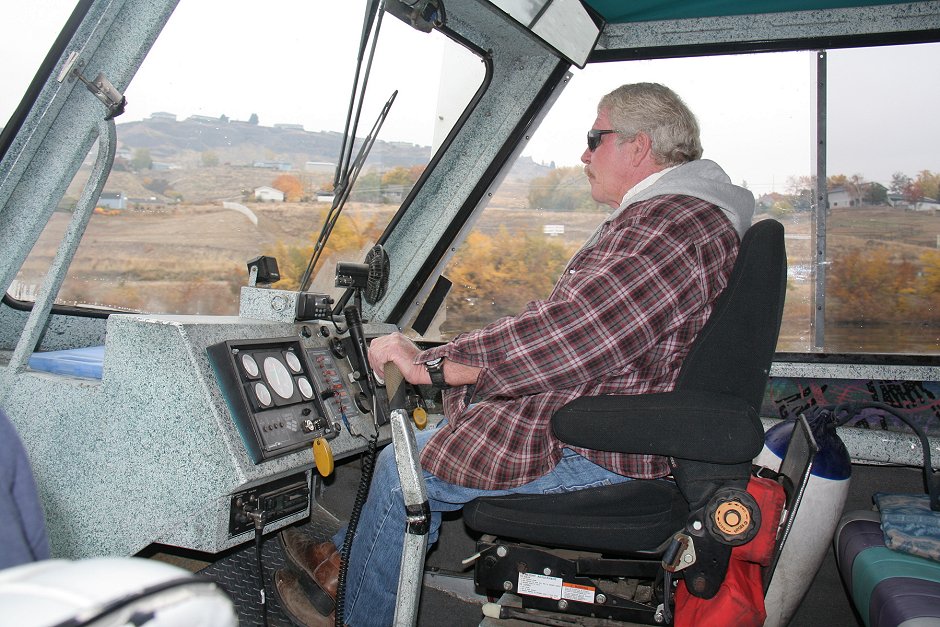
[584,0,934,23]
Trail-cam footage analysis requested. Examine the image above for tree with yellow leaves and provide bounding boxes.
[272,174,305,202]
[269,209,384,291]
[827,246,917,323]
[443,227,575,333]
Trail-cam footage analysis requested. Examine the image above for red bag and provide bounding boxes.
[673,476,785,627]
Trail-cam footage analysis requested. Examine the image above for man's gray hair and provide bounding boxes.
[599,83,702,166]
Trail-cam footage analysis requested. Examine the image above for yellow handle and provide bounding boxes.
[313,437,334,477]
[412,406,428,430]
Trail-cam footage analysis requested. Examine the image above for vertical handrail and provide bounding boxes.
[812,50,828,350]
[6,118,116,375]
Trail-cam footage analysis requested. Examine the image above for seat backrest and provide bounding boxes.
[550,219,788,465]
[662,218,786,512]
[674,218,787,417]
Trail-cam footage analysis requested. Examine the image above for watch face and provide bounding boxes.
[426,357,447,388]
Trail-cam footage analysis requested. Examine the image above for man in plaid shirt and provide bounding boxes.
[278,83,755,626]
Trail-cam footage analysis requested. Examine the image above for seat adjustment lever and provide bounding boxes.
[662,533,697,573]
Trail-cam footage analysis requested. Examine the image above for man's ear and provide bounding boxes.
[630,132,653,166]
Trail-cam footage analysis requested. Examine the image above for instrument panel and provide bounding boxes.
[208,337,335,463]
[208,336,370,463]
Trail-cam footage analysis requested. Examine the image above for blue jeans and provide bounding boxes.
[332,422,630,626]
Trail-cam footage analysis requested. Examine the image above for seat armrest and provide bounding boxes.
[551,389,764,464]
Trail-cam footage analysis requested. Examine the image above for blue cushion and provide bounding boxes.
[27,346,105,380]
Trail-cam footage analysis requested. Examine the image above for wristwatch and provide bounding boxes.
[424,357,449,389]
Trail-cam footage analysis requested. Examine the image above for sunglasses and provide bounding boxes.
[587,129,618,152]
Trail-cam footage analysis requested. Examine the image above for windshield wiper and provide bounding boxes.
[299,0,390,292]
[298,89,396,292]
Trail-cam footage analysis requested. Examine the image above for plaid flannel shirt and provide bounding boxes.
[417,194,740,489]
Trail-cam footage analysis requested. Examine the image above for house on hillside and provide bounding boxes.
[98,192,126,210]
[186,115,218,124]
[913,197,940,213]
[828,186,857,208]
[887,194,940,212]
[305,162,335,174]
[254,186,284,202]
[887,193,910,208]
[252,160,292,171]
[829,182,887,208]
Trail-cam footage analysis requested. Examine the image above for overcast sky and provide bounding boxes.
[3,1,939,194]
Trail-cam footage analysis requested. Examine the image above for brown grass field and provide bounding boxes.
[14,180,940,353]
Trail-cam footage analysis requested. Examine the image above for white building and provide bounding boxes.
[254,186,285,202]
[98,192,126,210]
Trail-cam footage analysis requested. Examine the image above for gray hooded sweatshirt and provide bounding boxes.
[614,158,755,239]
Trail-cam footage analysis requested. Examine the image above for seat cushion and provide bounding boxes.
[464,479,688,554]
[836,510,940,627]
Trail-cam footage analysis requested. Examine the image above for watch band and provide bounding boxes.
[425,357,448,389]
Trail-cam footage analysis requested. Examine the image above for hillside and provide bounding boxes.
[93,116,550,204]
[116,116,431,170]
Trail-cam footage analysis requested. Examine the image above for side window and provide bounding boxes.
[9,2,484,315]
[825,43,940,354]
[433,43,939,357]
[434,51,816,348]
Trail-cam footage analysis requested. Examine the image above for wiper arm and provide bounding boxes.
[299,90,397,292]
[299,0,389,293]
[335,0,383,197]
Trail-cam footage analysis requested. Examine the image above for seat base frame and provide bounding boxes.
[474,536,667,624]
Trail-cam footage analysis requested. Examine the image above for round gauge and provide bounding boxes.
[241,353,260,377]
[254,382,272,407]
[264,356,295,399]
[285,351,302,373]
[297,376,313,399]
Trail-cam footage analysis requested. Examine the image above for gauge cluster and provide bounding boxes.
[208,337,352,463]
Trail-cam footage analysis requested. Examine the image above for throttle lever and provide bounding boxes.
[384,363,408,412]
[344,305,377,394]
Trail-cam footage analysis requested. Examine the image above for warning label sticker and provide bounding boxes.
[562,582,596,603]
[517,572,562,599]
[517,573,596,604]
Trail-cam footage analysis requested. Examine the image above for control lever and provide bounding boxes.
[662,532,697,572]
[385,363,430,627]
[384,360,408,412]
[343,305,379,429]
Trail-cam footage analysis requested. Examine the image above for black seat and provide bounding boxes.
[464,219,789,622]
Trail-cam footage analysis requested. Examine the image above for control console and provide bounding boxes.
[208,327,392,464]
[209,336,345,463]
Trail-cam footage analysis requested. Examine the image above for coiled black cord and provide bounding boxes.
[334,434,379,627]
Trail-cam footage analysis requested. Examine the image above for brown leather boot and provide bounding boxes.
[275,568,335,627]
[280,528,341,600]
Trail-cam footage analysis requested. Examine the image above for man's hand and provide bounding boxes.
[368,333,483,388]
[367,332,428,385]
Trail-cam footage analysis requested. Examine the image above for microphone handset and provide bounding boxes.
[343,305,383,432]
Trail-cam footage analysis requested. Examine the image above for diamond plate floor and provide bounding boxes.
[199,504,342,627]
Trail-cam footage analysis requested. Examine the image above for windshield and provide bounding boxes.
[7,1,484,314]
[0,1,80,130]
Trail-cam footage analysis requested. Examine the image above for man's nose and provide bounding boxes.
[581,147,592,164]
